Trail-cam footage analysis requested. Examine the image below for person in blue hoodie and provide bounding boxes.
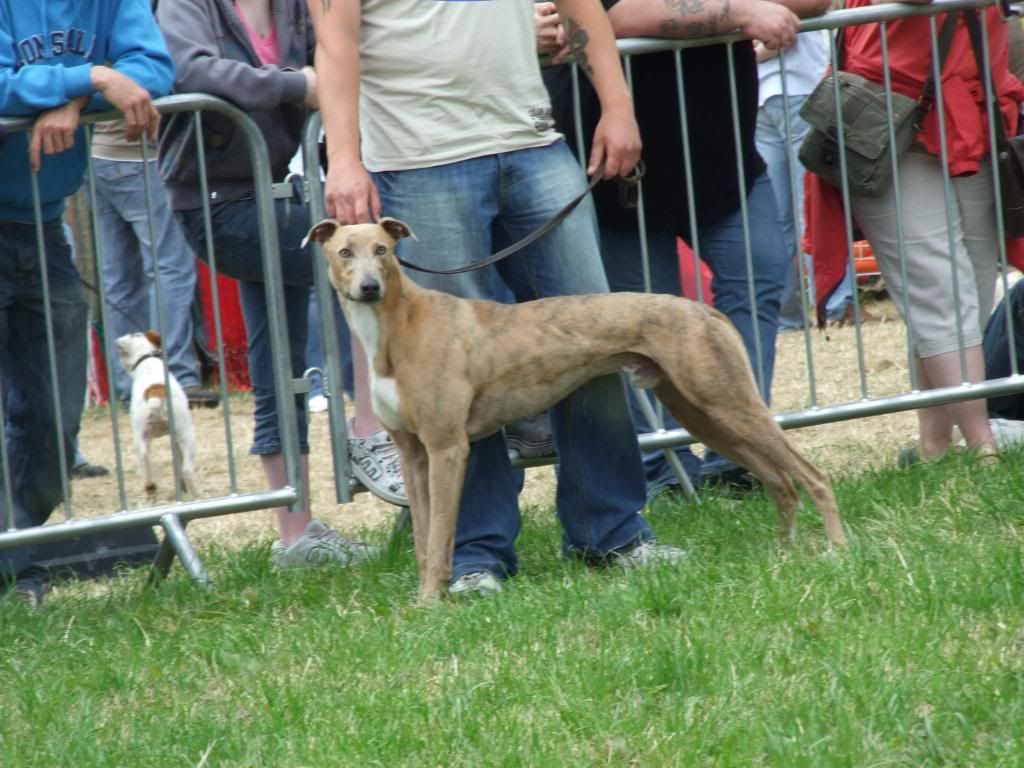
[0,0,173,607]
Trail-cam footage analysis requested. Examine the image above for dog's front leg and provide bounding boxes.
[390,431,431,590]
[421,438,470,602]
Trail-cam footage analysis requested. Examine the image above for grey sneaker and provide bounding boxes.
[608,539,688,569]
[448,571,503,596]
[504,412,555,459]
[348,427,408,506]
[271,519,380,569]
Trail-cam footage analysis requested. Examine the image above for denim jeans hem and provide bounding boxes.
[564,529,653,560]
[249,442,310,456]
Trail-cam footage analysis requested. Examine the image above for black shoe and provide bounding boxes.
[700,466,762,497]
[183,385,221,409]
[505,412,555,458]
[71,462,110,480]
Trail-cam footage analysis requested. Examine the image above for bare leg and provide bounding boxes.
[915,345,995,459]
[350,338,384,439]
[262,452,311,546]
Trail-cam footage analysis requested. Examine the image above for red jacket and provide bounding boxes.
[803,4,1024,325]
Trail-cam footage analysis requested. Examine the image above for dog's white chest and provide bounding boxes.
[348,302,408,431]
[371,377,405,431]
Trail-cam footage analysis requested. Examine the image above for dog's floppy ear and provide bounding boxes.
[302,218,340,248]
[144,329,162,350]
[378,217,416,243]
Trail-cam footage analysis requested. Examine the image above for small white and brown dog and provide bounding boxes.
[115,330,199,501]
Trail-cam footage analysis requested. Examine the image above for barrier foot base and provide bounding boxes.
[146,513,210,588]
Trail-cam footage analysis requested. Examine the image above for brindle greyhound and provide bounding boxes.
[305,217,846,601]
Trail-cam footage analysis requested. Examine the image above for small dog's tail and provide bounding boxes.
[143,383,167,411]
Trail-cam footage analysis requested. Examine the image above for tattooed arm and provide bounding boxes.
[606,0,799,49]
[552,0,642,178]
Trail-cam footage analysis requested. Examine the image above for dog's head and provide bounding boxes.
[115,330,161,373]
[302,217,414,305]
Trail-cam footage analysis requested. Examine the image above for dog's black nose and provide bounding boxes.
[359,279,381,301]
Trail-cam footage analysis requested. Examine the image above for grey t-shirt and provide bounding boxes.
[359,0,560,171]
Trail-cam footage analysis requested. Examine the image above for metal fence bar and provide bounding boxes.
[672,49,705,302]
[978,9,1019,379]
[726,42,767,396]
[301,114,354,504]
[777,47,820,406]
[139,134,185,498]
[192,110,240,495]
[930,14,971,382]
[29,169,74,521]
[878,21,921,392]
[83,127,131,511]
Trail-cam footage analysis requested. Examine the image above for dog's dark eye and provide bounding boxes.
[375,245,387,255]
[339,248,353,259]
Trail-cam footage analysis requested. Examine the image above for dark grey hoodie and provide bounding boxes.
[156,0,314,210]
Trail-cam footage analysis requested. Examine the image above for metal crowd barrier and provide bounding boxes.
[303,0,1024,509]
[0,95,303,586]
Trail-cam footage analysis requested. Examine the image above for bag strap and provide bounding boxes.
[962,8,1011,149]
[835,10,959,110]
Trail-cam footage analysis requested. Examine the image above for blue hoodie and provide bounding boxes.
[0,0,174,221]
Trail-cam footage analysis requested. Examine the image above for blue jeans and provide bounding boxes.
[93,158,202,399]
[372,141,651,581]
[178,190,311,454]
[756,94,853,326]
[601,173,788,495]
[0,219,89,586]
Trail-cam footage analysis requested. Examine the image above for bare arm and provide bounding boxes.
[772,0,831,17]
[307,0,381,223]
[606,0,799,49]
[552,0,642,177]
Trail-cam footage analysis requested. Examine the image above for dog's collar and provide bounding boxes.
[131,351,162,373]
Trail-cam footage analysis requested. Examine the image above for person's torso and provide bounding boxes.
[358,0,559,171]
[157,0,311,208]
[1,0,124,218]
[758,31,829,105]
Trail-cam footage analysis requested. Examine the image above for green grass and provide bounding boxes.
[3,451,1024,767]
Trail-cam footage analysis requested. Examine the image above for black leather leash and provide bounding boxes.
[396,160,645,276]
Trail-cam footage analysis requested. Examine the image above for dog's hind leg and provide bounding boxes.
[176,423,200,499]
[136,436,156,502]
[391,430,431,589]
[653,380,845,546]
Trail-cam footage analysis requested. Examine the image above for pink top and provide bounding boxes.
[234,3,280,66]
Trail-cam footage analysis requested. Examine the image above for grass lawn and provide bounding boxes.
[2,449,1023,767]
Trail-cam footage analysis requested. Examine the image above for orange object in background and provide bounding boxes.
[677,239,715,305]
[195,261,251,391]
[853,240,879,277]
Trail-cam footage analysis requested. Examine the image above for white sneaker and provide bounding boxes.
[608,540,688,569]
[348,426,408,506]
[308,394,328,413]
[271,519,380,569]
[448,571,503,596]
